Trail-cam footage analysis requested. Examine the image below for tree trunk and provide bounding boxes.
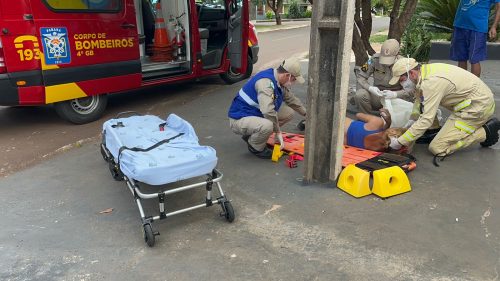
[352,0,372,66]
[351,0,418,66]
[352,23,369,66]
[266,0,284,25]
[360,0,374,55]
[388,0,418,42]
[275,12,282,25]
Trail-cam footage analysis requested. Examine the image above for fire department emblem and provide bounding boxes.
[40,27,71,65]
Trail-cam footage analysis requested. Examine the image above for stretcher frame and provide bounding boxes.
[100,117,234,247]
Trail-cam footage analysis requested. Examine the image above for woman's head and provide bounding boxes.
[382,127,407,150]
[364,127,407,152]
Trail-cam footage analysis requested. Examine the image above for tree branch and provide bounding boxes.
[388,0,417,41]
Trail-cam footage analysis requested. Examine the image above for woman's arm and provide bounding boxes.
[355,109,391,130]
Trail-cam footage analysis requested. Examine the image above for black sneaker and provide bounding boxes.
[349,95,356,105]
[297,120,305,131]
[480,118,500,147]
[248,144,272,159]
[241,135,250,143]
[416,127,441,144]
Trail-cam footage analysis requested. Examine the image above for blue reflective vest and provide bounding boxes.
[228,68,283,119]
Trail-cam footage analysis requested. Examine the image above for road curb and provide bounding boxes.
[256,24,310,33]
[254,19,312,23]
[257,51,309,72]
[430,41,500,61]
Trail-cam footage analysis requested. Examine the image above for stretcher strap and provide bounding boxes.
[117,133,185,166]
[355,153,416,172]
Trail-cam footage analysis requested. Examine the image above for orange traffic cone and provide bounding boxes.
[150,1,174,61]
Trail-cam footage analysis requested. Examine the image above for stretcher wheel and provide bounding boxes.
[143,224,155,247]
[108,162,123,181]
[100,145,108,162]
[222,201,235,223]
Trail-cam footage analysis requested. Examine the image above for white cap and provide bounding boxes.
[379,39,400,65]
[389,57,418,85]
[281,58,305,84]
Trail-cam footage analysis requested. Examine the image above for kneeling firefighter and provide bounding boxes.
[387,58,499,165]
[228,58,307,159]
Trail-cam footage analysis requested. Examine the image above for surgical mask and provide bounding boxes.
[401,76,416,91]
[400,56,416,91]
[283,74,293,88]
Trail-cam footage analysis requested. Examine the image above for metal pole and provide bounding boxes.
[303,0,355,183]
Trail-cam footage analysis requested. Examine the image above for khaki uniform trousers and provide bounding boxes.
[429,84,495,156]
[229,105,294,151]
[354,86,383,115]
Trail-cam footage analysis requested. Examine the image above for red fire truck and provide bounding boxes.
[0,0,258,123]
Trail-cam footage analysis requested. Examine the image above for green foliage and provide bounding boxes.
[303,9,312,18]
[266,10,274,20]
[400,15,432,62]
[288,1,302,19]
[372,0,393,16]
[431,32,452,41]
[418,0,459,33]
[419,0,498,41]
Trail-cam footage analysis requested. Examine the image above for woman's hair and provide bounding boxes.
[385,127,407,138]
[364,127,407,152]
[381,127,407,150]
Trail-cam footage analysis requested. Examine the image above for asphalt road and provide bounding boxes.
[0,58,499,281]
[253,26,311,71]
[254,16,389,70]
[0,26,314,178]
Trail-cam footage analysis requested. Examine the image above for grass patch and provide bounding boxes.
[255,25,278,31]
[369,31,451,44]
[369,33,388,44]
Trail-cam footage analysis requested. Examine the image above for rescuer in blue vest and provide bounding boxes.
[228,58,307,159]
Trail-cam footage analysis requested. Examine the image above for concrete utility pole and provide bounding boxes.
[303,0,355,183]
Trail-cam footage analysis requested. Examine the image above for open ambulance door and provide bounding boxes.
[227,0,248,74]
[29,0,142,124]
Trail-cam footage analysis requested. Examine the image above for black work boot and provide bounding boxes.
[248,144,273,159]
[416,127,441,144]
[480,117,500,147]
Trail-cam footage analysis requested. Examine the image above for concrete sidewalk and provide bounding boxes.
[0,61,499,280]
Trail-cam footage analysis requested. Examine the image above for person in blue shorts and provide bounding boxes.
[450,0,500,77]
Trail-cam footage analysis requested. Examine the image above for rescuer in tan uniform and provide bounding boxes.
[228,58,307,159]
[388,57,499,164]
[353,39,414,114]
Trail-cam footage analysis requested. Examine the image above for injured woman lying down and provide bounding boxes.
[344,108,406,152]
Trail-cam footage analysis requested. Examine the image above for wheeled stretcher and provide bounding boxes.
[100,112,234,247]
